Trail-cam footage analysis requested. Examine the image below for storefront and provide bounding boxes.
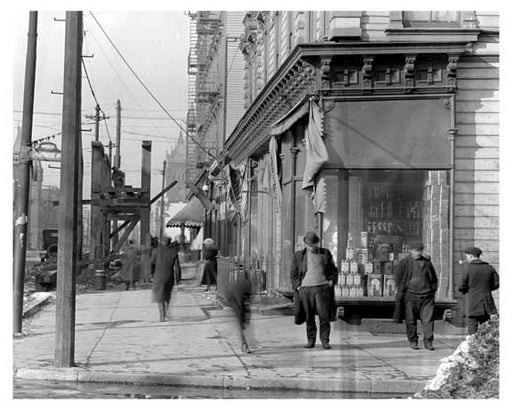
[239,90,459,316]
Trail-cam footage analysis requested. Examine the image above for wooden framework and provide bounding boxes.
[89,140,151,277]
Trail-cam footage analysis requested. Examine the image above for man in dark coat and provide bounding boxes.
[201,238,218,291]
[393,242,438,350]
[458,246,499,335]
[151,237,181,322]
[290,231,338,349]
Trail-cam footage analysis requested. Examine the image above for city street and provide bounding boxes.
[13,279,469,398]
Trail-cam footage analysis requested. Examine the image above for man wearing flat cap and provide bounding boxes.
[290,231,338,349]
[393,241,438,350]
[458,246,499,335]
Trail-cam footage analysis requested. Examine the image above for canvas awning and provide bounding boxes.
[269,97,310,136]
[166,197,205,228]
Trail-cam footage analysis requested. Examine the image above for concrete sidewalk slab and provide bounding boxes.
[13,283,467,395]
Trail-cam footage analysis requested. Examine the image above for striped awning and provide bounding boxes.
[166,197,205,228]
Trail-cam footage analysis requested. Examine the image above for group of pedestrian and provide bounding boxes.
[142,228,499,354]
[291,231,499,351]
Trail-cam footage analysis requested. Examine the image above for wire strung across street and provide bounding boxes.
[88,11,214,160]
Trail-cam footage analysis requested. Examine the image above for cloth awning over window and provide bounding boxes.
[324,97,452,169]
[269,98,310,136]
[166,197,204,228]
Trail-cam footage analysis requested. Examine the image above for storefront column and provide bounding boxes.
[448,127,458,300]
[290,146,300,252]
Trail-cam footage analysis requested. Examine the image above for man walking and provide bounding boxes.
[393,242,438,350]
[291,231,338,349]
[151,237,181,322]
[458,246,499,335]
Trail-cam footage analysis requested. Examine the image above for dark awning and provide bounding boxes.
[324,97,452,169]
[269,97,309,136]
[166,197,204,228]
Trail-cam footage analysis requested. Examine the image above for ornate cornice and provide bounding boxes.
[224,41,470,165]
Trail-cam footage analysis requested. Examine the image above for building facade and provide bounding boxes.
[193,11,498,316]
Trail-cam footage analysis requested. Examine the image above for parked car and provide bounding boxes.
[39,229,58,262]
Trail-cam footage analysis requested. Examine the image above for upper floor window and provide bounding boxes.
[403,11,460,27]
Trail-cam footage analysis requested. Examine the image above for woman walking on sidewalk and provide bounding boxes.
[151,237,181,322]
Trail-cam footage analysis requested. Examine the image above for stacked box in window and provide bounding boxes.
[383,275,397,297]
[367,273,383,297]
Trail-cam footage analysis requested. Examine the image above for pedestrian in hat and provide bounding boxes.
[393,241,438,350]
[290,231,338,349]
[201,238,218,292]
[151,237,181,322]
[458,247,499,335]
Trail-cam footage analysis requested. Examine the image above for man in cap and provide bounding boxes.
[290,231,338,349]
[458,246,499,335]
[393,242,438,350]
[202,238,218,292]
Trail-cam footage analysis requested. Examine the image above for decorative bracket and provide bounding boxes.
[404,55,416,93]
[320,56,332,91]
[447,55,459,91]
[362,56,374,92]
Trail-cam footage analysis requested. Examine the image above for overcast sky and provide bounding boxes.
[11,10,190,197]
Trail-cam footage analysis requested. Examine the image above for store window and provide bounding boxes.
[322,169,450,299]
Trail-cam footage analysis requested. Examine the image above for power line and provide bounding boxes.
[89,11,214,160]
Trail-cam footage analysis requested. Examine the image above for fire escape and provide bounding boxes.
[187,11,223,183]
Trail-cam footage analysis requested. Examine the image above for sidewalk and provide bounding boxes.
[13,282,468,395]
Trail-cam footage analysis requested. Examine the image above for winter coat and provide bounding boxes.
[290,247,338,324]
[151,244,181,304]
[392,255,438,322]
[458,259,499,317]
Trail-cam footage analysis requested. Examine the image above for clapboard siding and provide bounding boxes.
[454,182,499,194]
[454,205,499,217]
[454,228,499,240]
[454,193,499,206]
[456,136,499,148]
[455,147,499,159]
[455,158,499,171]
[475,11,499,31]
[454,170,499,182]
[456,100,499,113]
[454,216,499,228]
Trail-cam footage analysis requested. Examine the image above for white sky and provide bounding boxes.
[11,9,190,198]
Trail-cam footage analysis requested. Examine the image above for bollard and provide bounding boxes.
[94,269,106,290]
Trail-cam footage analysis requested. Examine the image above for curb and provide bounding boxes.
[23,294,55,319]
[13,367,426,395]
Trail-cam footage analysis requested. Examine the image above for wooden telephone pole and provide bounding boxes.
[160,160,167,239]
[54,11,83,367]
[13,11,38,335]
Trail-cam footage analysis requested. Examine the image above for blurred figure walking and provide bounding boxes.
[151,237,181,322]
[225,273,252,353]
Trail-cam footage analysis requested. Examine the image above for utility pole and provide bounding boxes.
[115,99,121,168]
[13,11,38,336]
[55,11,83,367]
[86,104,109,142]
[108,140,113,164]
[160,160,167,239]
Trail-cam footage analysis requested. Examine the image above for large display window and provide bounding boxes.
[315,169,450,299]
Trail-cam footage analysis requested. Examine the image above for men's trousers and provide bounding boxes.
[404,292,435,344]
[467,315,490,335]
[300,284,331,343]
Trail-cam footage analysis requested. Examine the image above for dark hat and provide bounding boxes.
[303,231,320,245]
[464,246,482,257]
[409,241,424,251]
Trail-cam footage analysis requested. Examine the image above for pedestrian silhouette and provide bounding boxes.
[151,237,181,321]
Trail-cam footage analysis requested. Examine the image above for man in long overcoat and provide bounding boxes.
[290,231,338,349]
[393,242,438,350]
[458,246,499,335]
[151,237,181,322]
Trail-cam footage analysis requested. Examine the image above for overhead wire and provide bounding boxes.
[89,11,213,159]
[84,15,171,143]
